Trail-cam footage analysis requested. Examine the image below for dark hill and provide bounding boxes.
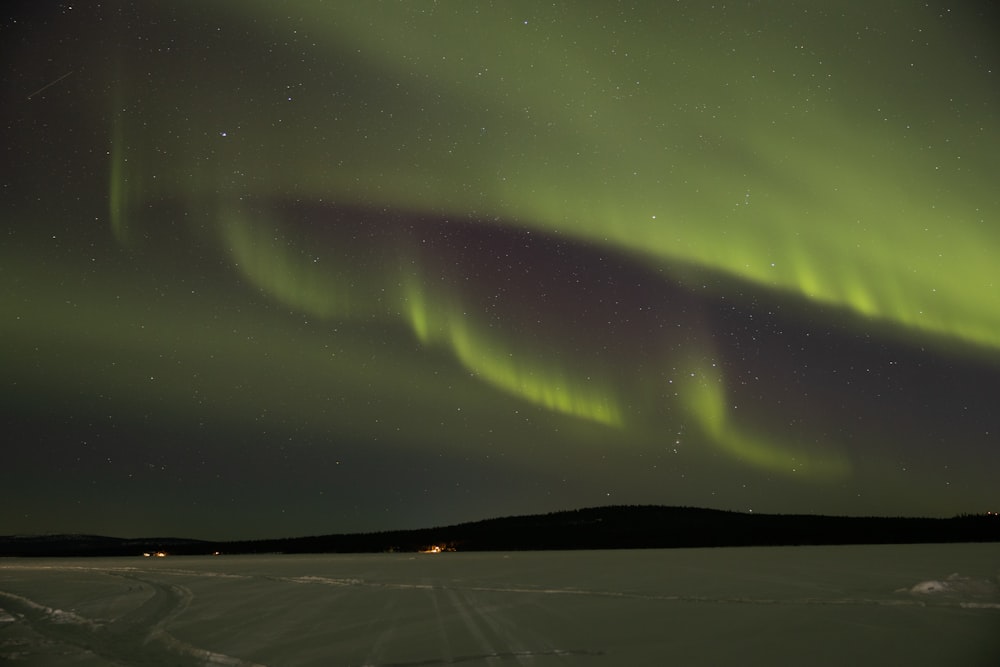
[0,534,211,558]
[2,506,998,557]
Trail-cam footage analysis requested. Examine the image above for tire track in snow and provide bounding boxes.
[363,594,402,666]
[380,580,1000,611]
[362,647,606,666]
[50,564,997,612]
[446,586,502,664]
[425,583,455,663]
[0,573,268,666]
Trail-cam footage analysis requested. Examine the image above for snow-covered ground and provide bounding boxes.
[2,543,998,666]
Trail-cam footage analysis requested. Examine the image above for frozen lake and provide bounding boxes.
[2,544,999,666]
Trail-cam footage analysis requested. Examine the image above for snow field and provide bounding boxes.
[1,543,998,666]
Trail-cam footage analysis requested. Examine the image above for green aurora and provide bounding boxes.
[2,1,998,538]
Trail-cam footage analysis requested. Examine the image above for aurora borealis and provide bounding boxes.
[2,1,998,540]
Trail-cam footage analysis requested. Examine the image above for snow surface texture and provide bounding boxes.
[903,572,1000,605]
[1,544,998,666]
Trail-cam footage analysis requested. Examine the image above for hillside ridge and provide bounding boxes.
[3,505,998,557]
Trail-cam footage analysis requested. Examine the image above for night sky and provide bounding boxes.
[3,1,999,540]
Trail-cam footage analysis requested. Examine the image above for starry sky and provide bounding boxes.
[2,1,999,540]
